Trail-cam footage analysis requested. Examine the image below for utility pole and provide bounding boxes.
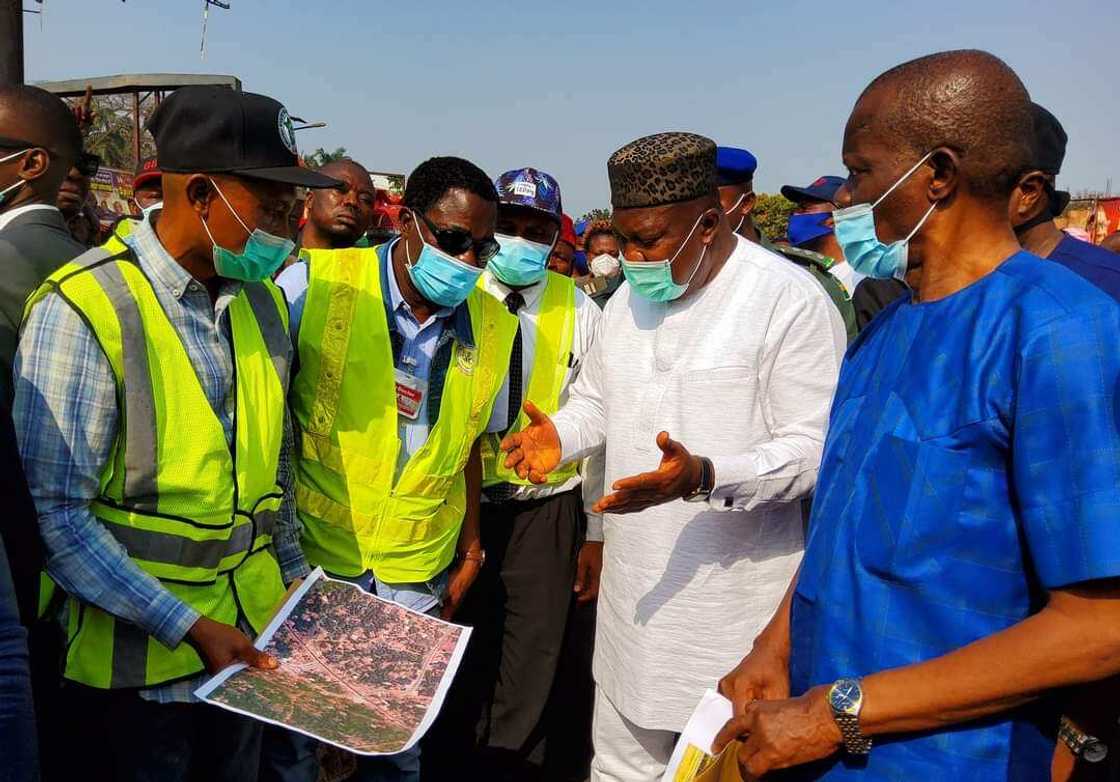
[0,0,23,86]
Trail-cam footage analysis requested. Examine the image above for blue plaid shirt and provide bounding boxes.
[790,253,1120,780]
[12,219,309,703]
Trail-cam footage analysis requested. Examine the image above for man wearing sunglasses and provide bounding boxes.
[270,156,516,782]
[426,168,603,781]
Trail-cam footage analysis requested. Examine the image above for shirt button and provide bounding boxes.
[189,283,201,292]
[172,288,181,297]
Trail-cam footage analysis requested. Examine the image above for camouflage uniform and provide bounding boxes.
[759,235,858,343]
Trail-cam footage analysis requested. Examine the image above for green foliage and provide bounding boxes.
[305,147,349,168]
[753,193,796,241]
[74,94,157,170]
[578,208,611,225]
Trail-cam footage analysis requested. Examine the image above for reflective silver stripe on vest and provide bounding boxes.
[109,620,149,689]
[88,262,159,513]
[106,519,258,572]
[242,282,291,390]
[254,508,278,540]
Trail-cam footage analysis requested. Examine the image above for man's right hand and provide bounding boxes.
[499,401,561,484]
[187,616,278,674]
[718,640,791,716]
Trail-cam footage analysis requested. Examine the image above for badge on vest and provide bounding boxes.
[456,346,477,375]
[394,368,427,420]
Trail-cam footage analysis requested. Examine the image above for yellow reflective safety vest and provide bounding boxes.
[479,271,579,487]
[101,217,139,255]
[24,247,292,689]
[291,245,517,582]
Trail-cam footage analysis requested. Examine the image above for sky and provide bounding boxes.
[22,0,1120,216]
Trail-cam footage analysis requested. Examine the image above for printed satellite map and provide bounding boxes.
[197,569,469,755]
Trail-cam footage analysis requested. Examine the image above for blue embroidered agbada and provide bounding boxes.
[789,252,1120,780]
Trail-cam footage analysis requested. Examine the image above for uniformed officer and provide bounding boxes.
[716,147,857,341]
[780,175,863,297]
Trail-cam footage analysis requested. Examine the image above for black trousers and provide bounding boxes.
[424,488,595,781]
[61,683,263,782]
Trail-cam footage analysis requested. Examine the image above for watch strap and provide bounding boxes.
[683,456,714,502]
[834,711,872,755]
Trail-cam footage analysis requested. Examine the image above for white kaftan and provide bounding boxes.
[552,236,845,730]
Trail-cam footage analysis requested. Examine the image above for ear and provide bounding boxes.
[741,189,757,216]
[927,147,960,202]
[699,205,722,244]
[185,175,216,217]
[1011,171,1048,222]
[20,149,51,182]
[303,191,315,217]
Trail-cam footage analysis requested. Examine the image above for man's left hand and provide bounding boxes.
[592,431,703,514]
[712,686,843,779]
[441,557,482,620]
[574,541,603,604]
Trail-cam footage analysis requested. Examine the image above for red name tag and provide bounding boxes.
[394,368,426,420]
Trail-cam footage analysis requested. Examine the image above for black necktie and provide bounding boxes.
[486,292,525,503]
[504,291,525,433]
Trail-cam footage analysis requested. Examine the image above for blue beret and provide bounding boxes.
[715,146,757,186]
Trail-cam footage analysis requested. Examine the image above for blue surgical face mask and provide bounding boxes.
[833,151,937,280]
[200,179,294,281]
[621,213,707,302]
[0,148,30,207]
[405,211,484,308]
[489,232,554,287]
[140,201,162,221]
[787,212,834,247]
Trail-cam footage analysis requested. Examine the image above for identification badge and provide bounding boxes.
[394,368,427,420]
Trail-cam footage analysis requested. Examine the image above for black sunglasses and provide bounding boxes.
[412,209,500,262]
[0,136,101,177]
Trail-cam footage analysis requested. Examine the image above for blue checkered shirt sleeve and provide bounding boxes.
[12,292,200,649]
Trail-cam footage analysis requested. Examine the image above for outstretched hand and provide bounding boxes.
[499,401,561,484]
[591,431,703,514]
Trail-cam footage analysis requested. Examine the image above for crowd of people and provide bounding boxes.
[2,46,1120,782]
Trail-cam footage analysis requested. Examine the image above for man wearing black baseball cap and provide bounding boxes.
[1010,102,1120,302]
[13,85,337,781]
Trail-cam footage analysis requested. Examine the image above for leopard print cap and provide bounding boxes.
[607,132,717,209]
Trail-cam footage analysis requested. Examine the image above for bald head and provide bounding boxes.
[317,158,369,182]
[0,85,83,207]
[854,49,1033,201]
[0,85,82,163]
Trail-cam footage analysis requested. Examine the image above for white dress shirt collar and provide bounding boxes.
[0,203,59,233]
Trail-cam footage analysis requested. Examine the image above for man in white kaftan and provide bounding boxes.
[501,132,845,781]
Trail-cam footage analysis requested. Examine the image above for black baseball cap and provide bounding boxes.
[1029,103,1070,214]
[146,86,340,189]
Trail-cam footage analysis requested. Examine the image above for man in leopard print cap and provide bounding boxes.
[499,130,846,780]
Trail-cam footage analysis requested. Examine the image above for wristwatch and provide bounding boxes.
[1059,716,1109,763]
[682,456,715,503]
[828,678,872,755]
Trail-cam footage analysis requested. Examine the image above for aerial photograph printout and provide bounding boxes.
[196,568,470,755]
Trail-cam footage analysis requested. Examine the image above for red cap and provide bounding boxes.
[132,157,161,191]
[560,213,577,248]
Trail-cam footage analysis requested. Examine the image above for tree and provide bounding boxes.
[753,193,796,240]
[578,208,611,225]
[70,94,157,170]
[305,147,348,168]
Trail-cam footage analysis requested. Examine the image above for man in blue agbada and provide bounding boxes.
[713,49,1120,781]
